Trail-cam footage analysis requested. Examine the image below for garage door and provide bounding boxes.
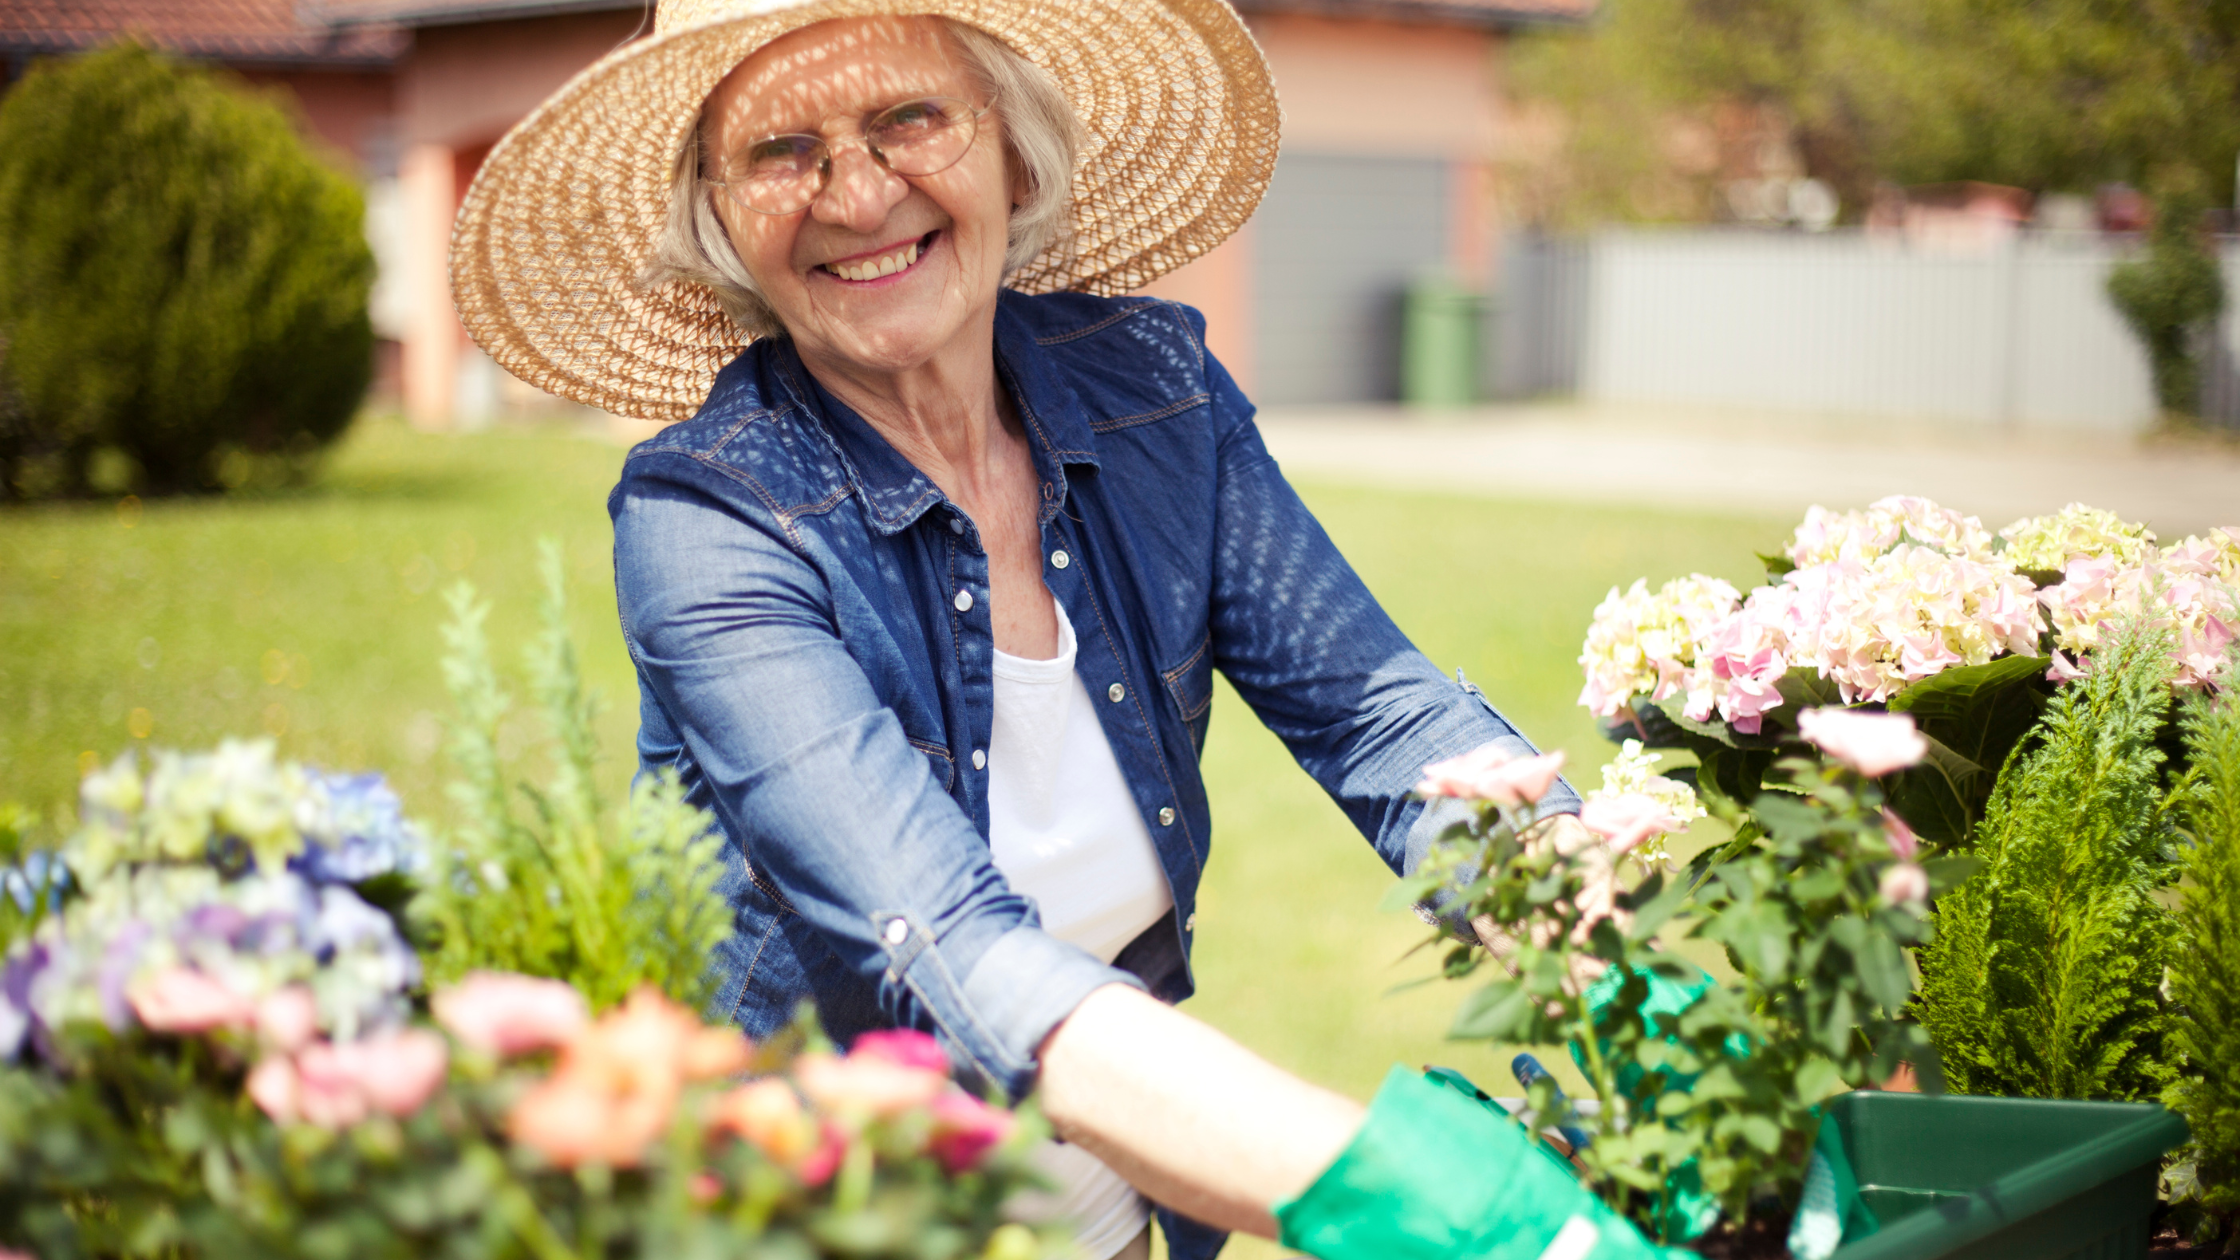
[1251,153,1449,405]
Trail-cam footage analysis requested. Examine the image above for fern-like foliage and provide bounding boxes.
[1914,621,2177,1101]
[2166,674,2240,1230]
[411,540,731,1012]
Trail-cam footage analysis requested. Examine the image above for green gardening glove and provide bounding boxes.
[1274,1065,1689,1260]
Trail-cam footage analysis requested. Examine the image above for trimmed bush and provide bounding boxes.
[0,43,374,498]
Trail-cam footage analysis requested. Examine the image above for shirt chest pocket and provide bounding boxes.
[906,737,956,793]
[1160,630,1215,755]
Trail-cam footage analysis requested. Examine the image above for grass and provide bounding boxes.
[0,417,1791,1255]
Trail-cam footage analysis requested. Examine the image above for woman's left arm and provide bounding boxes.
[1194,336,1580,877]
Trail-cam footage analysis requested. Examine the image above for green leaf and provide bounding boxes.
[1922,855,1985,894]
[1882,733,1988,849]
[1449,980,1536,1041]
[1772,665,1846,714]
[1377,875,1441,915]
[1792,1056,1842,1103]
[1626,875,1691,943]
[1757,551,1797,579]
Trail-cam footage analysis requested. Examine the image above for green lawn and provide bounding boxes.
[1,418,1790,1255]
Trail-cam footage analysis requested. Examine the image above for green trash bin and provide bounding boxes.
[1401,274,1480,408]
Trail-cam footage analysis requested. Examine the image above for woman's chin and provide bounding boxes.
[797,302,979,376]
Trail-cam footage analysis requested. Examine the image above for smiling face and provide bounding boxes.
[703,17,1019,377]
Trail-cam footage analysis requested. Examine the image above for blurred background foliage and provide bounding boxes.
[0,43,373,500]
[1505,0,2240,228]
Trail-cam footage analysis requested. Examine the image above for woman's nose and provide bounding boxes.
[810,142,908,231]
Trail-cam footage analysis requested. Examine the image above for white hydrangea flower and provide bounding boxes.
[1996,503,2157,572]
[1787,496,1995,568]
[1577,575,1741,718]
[1587,739,1707,865]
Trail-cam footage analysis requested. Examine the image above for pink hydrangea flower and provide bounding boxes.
[1797,708,1927,777]
[128,966,254,1033]
[432,971,589,1056]
[1416,745,1566,806]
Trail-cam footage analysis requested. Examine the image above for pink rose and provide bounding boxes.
[1579,793,1683,855]
[795,1051,947,1119]
[1879,808,1920,860]
[927,1090,1016,1172]
[247,1054,302,1124]
[1797,708,1927,777]
[432,971,588,1056]
[293,1042,372,1128]
[850,1028,948,1074]
[1417,745,1567,807]
[1879,862,1929,907]
[128,967,255,1033]
[346,1028,449,1117]
[254,985,319,1054]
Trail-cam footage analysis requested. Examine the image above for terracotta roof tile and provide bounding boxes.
[0,0,405,64]
[1240,0,1594,27]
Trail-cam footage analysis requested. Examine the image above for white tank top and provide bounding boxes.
[988,600,1173,1259]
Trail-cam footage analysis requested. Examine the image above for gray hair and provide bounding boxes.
[640,19,1080,340]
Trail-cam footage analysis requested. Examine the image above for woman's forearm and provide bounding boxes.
[1034,983,1363,1236]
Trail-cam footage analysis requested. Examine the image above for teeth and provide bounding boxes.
[829,240,922,281]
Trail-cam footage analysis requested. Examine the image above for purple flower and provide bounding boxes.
[95,921,154,1032]
[0,943,48,1060]
[0,852,68,915]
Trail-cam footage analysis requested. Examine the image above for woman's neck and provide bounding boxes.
[794,313,1013,502]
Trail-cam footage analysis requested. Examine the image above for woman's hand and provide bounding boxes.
[1035,984,1363,1237]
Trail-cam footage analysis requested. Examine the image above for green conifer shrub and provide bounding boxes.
[1914,622,2178,1100]
[2107,177,2228,422]
[411,542,732,1011]
[2163,675,2240,1250]
[0,43,373,499]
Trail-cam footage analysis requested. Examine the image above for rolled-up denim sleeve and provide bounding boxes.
[1194,339,1581,880]
[612,469,1138,1100]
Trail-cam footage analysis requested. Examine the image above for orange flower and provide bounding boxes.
[711,1078,821,1166]
[506,986,752,1169]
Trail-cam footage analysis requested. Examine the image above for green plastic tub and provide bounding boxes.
[1826,1091,2188,1260]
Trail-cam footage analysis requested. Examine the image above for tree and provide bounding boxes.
[0,43,374,498]
[1505,0,2240,226]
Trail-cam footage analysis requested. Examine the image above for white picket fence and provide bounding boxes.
[1491,228,2240,434]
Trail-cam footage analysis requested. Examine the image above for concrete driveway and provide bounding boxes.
[1256,401,2240,538]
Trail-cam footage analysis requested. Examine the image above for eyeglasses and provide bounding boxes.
[711,96,988,216]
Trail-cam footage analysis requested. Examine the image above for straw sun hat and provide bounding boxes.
[449,0,1281,420]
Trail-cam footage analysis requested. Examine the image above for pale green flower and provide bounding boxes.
[1997,503,2156,572]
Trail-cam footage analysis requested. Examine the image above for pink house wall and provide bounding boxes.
[1136,12,1501,393]
[394,10,646,424]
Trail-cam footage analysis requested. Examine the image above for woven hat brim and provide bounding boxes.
[450,0,1280,421]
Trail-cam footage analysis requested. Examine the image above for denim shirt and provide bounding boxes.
[608,287,1578,1116]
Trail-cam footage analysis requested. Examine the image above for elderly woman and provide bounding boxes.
[452,3,1666,1258]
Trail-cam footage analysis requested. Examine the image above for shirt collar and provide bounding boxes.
[770,292,1103,538]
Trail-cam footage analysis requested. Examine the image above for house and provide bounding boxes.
[2,0,1589,422]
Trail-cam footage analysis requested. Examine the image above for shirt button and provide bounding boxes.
[1184,913,1197,933]
[1107,682,1125,703]
[949,517,964,535]
[1158,807,1175,826]
[954,589,973,612]
[1051,550,1070,569]
[972,748,987,770]
[884,917,909,945]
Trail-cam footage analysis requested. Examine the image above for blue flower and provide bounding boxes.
[0,851,67,915]
[292,772,429,885]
